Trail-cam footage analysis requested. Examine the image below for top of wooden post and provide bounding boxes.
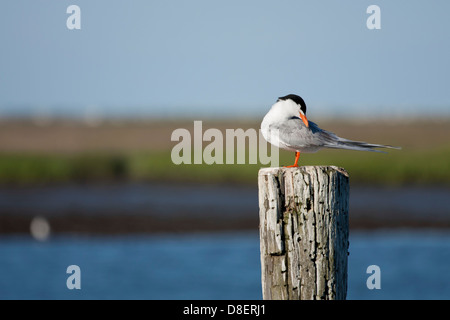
[258,166,349,178]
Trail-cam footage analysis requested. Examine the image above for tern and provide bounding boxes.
[261,94,400,167]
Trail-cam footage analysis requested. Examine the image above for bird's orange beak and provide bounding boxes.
[300,113,309,128]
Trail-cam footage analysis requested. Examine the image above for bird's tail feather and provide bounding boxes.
[327,138,401,153]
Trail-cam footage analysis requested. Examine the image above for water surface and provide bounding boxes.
[1,230,449,300]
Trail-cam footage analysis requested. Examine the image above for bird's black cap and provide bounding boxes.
[278,94,307,114]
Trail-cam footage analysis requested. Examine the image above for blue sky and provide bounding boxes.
[0,1,449,118]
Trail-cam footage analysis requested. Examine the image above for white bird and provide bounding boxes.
[261,94,400,167]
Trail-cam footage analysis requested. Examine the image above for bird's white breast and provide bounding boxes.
[261,106,287,149]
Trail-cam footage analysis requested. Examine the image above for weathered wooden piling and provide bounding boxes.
[258,166,349,300]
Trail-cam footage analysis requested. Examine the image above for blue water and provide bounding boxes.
[1,230,449,300]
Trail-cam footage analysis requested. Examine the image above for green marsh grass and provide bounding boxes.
[1,145,449,186]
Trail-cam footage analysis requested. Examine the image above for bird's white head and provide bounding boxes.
[272,94,309,128]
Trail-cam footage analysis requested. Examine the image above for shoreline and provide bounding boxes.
[1,209,449,235]
[1,182,449,234]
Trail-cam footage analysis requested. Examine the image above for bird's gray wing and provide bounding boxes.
[273,118,331,151]
[275,118,401,153]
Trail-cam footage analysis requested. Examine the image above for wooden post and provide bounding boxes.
[258,166,349,300]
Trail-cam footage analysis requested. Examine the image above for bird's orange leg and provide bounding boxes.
[285,152,300,168]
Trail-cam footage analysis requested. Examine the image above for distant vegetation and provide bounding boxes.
[0,119,449,186]
[0,147,449,186]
